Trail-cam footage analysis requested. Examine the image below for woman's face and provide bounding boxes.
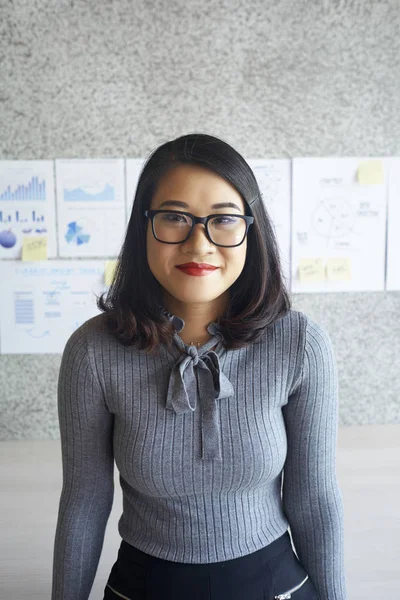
[146,163,248,307]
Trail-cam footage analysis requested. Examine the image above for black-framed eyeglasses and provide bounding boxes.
[144,210,255,248]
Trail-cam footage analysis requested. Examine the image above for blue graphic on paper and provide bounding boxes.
[15,295,34,324]
[25,328,51,338]
[64,183,115,202]
[64,221,91,246]
[0,229,17,248]
[0,176,46,201]
[0,209,45,225]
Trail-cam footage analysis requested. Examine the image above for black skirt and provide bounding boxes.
[102,529,318,600]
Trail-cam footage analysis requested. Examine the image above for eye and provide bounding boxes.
[161,212,189,223]
[211,216,240,226]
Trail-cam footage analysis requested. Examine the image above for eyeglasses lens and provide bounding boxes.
[153,212,246,246]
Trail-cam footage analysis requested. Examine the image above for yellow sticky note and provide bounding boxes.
[298,258,325,282]
[357,160,384,185]
[326,257,351,281]
[104,260,117,286]
[22,236,48,261]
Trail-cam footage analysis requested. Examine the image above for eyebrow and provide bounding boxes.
[158,199,242,212]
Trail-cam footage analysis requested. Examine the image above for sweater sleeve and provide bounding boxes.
[51,322,115,600]
[281,315,347,600]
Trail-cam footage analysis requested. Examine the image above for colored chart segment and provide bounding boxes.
[15,293,35,324]
[0,176,46,201]
[65,221,91,246]
[64,183,115,202]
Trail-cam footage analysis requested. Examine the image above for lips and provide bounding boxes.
[176,263,219,277]
[176,263,218,270]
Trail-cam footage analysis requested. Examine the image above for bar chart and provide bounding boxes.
[0,176,46,201]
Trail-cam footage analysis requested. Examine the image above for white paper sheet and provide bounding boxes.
[0,160,57,259]
[56,159,126,257]
[247,159,292,287]
[386,158,400,291]
[0,260,107,354]
[291,157,388,292]
[126,158,146,221]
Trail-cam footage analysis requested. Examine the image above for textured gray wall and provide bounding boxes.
[1,0,399,439]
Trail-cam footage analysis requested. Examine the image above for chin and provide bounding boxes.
[165,286,225,305]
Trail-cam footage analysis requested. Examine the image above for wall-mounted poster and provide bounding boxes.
[247,158,291,288]
[56,158,126,258]
[291,157,388,293]
[0,260,107,354]
[0,160,57,259]
[386,158,400,291]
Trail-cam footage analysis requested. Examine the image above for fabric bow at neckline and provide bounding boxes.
[165,341,234,460]
[159,304,235,460]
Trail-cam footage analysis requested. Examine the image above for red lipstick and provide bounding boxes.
[176,262,219,277]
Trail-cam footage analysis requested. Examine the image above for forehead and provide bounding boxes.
[151,164,246,212]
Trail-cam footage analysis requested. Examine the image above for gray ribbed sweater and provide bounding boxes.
[51,307,347,599]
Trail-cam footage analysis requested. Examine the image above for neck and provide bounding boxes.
[162,292,228,345]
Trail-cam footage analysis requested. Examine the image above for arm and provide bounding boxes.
[51,322,114,600]
[282,315,347,599]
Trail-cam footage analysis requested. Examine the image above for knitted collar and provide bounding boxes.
[158,305,224,339]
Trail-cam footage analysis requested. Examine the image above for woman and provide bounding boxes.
[51,133,347,599]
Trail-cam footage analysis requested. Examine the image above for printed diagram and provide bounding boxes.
[0,229,17,248]
[25,327,51,338]
[64,221,91,246]
[0,172,50,250]
[252,165,282,205]
[0,225,48,249]
[297,197,357,247]
[13,290,50,338]
[0,175,46,201]
[312,197,356,237]
[63,181,115,202]
[56,159,125,257]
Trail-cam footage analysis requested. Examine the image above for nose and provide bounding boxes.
[183,223,214,249]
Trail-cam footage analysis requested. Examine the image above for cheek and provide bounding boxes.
[226,243,247,274]
[146,231,175,275]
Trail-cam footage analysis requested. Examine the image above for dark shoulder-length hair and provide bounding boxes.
[97,133,291,354]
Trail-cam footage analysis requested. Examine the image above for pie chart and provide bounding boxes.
[64,221,91,246]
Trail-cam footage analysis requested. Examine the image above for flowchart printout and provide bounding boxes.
[0,160,57,259]
[126,158,146,221]
[247,159,291,287]
[291,157,388,293]
[0,260,106,354]
[56,159,126,257]
[386,158,400,290]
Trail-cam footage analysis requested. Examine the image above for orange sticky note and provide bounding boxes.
[326,257,351,281]
[104,260,117,286]
[22,236,48,261]
[298,258,325,282]
[357,160,384,185]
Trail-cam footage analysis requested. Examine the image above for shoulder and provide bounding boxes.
[61,313,117,360]
[266,309,336,372]
[274,309,334,348]
[281,311,337,380]
[274,311,337,396]
[263,308,307,348]
[60,314,123,389]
